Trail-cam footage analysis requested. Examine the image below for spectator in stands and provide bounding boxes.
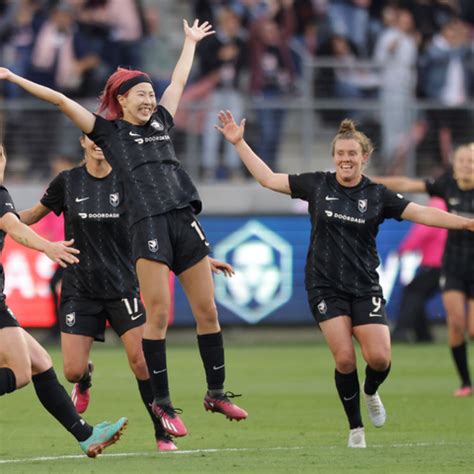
[248,0,296,170]
[374,6,419,173]
[418,17,474,167]
[197,6,247,181]
[392,197,448,343]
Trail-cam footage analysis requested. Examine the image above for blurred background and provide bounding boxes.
[0,0,472,339]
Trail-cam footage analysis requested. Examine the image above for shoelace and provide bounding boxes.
[160,405,184,418]
[217,391,242,401]
[157,433,175,443]
[367,396,382,414]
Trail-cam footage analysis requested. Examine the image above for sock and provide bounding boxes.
[197,332,225,394]
[136,378,166,439]
[335,369,362,429]
[364,363,391,396]
[78,365,92,392]
[0,368,16,395]
[451,343,472,387]
[142,339,170,404]
[32,367,93,441]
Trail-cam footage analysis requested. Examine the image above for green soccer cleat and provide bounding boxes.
[79,417,128,458]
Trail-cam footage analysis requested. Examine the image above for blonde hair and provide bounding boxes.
[331,119,374,157]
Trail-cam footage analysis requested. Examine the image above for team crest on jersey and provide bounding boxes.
[317,299,327,314]
[358,199,368,213]
[151,120,164,131]
[109,193,119,207]
[148,239,159,253]
[65,312,76,327]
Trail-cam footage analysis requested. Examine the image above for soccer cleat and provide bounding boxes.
[348,427,366,448]
[151,401,188,437]
[203,391,248,421]
[364,390,386,428]
[79,417,128,458]
[156,434,178,451]
[454,386,473,397]
[71,361,94,414]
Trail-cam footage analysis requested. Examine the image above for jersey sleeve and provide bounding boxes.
[0,186,18,219]
[40,174,65,216]
[87,114,115,148]
[155,106,174,132]
[425,172,451,198]
[382,186,411,220]
[289,173,319,201]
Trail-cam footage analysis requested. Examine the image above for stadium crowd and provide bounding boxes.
[0,0,473,179]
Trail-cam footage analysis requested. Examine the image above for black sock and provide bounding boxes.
[136,378,166,439]
[0,368,16,395]
[142,339,170,404]
[198,332,225,394]
[32,367,93,442]
[451,343,472,387]
[364,363,391,396]
[78,365,92,392]
[335,369,362,429]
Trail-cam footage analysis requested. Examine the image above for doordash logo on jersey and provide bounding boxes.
[324,210,365,224]
[133,135,170,145]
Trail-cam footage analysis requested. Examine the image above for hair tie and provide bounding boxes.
[117,75,153,95]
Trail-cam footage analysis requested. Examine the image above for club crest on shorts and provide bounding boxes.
[317,299,327,314]
[148,239,159,253]
[109,192,119,207]
[65,312,76,327]
[150,120,164,131]
[358,199,368,213]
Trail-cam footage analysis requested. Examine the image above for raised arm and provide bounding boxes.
[216,111,290,194]
[159,19,214,117]
[0,144,6,184]
[370,175,427,193]
[0,213,79,267]
[402,202,474,231]
[19,202,51,226]
[0,68,96,134]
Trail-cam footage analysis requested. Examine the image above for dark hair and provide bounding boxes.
[331,119,374,157]
[98,67,152,120]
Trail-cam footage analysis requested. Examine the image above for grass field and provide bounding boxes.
[0,330,473,473]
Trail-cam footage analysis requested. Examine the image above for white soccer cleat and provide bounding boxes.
[348,427,366,448]
[364,391,386,428]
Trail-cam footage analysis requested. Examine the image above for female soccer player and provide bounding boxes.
[20,135,236,451]
[371,143,474,397]
[0,144,127,458]
[216,111,474,447]
[0,18,247,438]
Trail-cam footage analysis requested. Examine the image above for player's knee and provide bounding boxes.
[14,367,32,389]
[193,300,218,322]
[447,315,465,337]
[63,364,87,383]
[335,352,356,373]
[366,354,390,371]
[128,352,148,378]
[145,302,170,330]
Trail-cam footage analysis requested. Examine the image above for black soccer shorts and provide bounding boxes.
[131,207,211,275]
[440,272,474,299]
[0,305,21,329]
[308,290,389,326]
[60,296,145,341]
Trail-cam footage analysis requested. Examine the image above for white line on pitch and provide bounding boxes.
[0,442,469,465]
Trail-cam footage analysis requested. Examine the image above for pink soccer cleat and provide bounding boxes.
[71,361,94,414]
[203,391,248,421]
[454,386,473,397]
[156,435,178,451]
[151,401,188,437]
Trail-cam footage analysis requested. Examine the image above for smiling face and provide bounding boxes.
[80,135,105,162]
[333,139,368,186]
[118,82,157,125]
[453,144,474,186]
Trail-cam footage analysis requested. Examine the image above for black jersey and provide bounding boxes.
[0,186,18,305]
[41,166,139,300]
[425,172,474,275]
[289,172,410,297]
[87,106,202,226]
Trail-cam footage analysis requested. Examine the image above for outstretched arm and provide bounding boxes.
[0,68,95,133]
[159,19,215,117]
[216,110,290,194]
[0,213,79,267]
[370,175,427,193]
[19,202,51,226]
[0,144,6,184]
[402,202,474,231]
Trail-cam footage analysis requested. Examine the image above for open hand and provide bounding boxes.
[215,110,246,145]
[45,239,80,268]
[0,67,12,80]
[183,19,215,43]
[209,258,235,277]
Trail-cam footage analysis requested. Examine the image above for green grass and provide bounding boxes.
[0,332,473,473]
